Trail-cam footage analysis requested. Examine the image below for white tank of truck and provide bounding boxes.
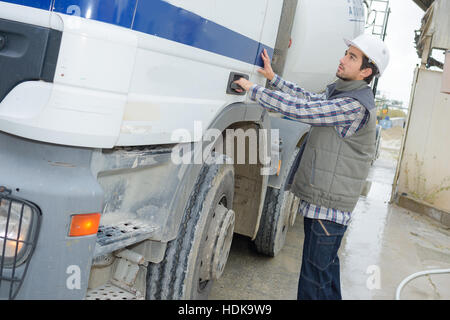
[283,0,366,92]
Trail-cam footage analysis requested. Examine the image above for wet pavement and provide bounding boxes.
[209,132,450,300]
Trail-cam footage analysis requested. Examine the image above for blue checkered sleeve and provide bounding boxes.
[270,74,326,101]
[250,81,369,138]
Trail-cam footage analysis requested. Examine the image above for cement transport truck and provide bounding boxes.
[0,0,366,299]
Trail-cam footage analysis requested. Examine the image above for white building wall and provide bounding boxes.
[396,67,450,211]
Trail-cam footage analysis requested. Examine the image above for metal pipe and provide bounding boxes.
[395,268,450,300]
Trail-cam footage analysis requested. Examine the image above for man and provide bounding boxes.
[234,34,390,300]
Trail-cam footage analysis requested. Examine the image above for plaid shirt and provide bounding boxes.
[250,74,370,225]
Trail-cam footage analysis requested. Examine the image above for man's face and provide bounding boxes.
[336,46,372,81]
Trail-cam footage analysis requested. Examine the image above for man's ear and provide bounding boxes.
[360,67,373,79]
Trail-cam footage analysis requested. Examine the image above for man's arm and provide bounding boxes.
[233,77,368,137]
[232,49,367,136]
[256,49,325,100]
[269,74,326,101]
[250,84,363,128]
[234,49,324,100]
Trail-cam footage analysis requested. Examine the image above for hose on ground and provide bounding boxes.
[395,268,450,300]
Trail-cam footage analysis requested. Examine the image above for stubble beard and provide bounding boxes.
[336,72,350,81]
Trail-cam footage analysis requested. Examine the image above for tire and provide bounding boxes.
[146,157,235,299]
[254,148,301,257]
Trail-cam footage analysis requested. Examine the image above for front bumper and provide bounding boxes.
[0,131,103,299]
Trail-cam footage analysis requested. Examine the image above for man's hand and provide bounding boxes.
[257,49,275,81]
[233,77,254,93]
[232,49,274,93]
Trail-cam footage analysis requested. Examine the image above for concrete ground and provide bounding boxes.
[209,127,450,300]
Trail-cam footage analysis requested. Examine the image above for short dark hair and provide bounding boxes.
[360,55,379,84]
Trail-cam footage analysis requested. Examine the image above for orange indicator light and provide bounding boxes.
[69,213,101,237]
[277,160,282,176]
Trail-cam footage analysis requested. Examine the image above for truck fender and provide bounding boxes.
[161,102,270,242]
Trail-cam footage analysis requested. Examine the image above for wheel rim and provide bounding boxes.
[198,201,235,286]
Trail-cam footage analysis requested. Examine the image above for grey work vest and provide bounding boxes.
[290,83,377,212]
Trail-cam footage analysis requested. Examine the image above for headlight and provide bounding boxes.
[0,194,39,267]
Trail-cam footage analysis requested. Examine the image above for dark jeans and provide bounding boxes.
[298,217,347,300]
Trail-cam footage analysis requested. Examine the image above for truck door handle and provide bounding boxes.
[226,72,249,95]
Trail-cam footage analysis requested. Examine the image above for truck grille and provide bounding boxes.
[0,187,41,299]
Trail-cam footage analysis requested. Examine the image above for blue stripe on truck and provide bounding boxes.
[2,0,53,10]
[53,0,137,29]
[132,0,272,67]
[2,0,273,66]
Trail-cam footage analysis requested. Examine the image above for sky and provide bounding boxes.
[373,0,425,106]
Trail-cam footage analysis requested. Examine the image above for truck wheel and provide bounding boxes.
[254,148,300,257]
[146,158,235,299]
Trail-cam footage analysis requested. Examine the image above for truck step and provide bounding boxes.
[85,282,144,300]
[94,219,160,257]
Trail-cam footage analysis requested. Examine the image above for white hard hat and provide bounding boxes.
[344,34,390,76]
